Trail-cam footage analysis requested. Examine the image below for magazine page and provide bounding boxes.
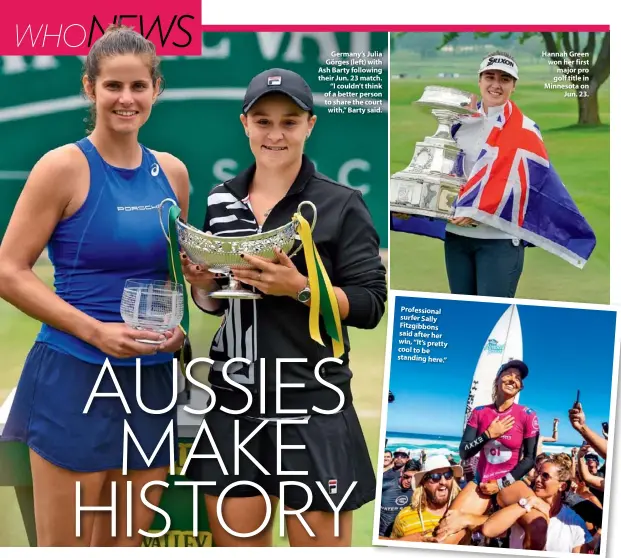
[0,3,617,558]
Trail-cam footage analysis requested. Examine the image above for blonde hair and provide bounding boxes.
[542,453,573,494]
[545,453,573,481]
[410,479,461,512]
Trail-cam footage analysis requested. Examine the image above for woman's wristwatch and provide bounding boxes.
[518,498,532,513]
[296,279,311,303]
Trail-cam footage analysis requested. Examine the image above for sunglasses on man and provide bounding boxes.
[424,470,454,483]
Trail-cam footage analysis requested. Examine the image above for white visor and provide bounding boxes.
[479,55,519,80]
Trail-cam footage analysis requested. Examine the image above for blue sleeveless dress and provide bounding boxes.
[2,138,180,471]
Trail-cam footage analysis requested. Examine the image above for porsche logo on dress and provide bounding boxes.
[117,205,159,211]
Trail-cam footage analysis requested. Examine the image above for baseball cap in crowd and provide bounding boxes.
[394,447,410,457]
[479,54,519,80]
[413,455,463,488]
[243,68,314,114]
[585,453,600,463]
[497,359,529,380]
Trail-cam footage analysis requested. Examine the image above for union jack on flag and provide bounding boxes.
[453,101,596,268]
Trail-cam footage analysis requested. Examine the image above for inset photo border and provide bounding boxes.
[374,290,620,558]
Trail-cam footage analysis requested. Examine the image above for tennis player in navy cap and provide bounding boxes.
[181,68,387,547]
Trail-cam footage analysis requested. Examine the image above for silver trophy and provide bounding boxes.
[390,86,477,220]
[120,279,184,343]
[160,200,317,300]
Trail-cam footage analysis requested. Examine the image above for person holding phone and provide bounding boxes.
[568,401,607,459]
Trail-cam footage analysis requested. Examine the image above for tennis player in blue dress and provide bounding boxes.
[0,25,188,546]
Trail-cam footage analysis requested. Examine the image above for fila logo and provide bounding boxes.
[267,76,282,86]
[328,479,337,495]
[151,163,160,176]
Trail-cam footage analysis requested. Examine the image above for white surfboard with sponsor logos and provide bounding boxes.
[462,304,523,430]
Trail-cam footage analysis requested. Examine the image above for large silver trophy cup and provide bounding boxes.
[390,86,477,220]
[160,200,317,300]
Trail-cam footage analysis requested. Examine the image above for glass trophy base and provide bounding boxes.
[137,338,164,345]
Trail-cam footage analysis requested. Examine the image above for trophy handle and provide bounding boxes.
[290,200,317,257]
[158,198,179,241]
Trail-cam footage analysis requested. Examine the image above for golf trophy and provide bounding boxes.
[159,199,317,300]
[390,86,478,220]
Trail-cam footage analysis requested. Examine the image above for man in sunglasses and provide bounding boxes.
[390,455,463,541]
[383,447,411,488]
[379,459,419,537]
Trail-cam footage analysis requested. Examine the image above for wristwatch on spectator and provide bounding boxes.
[496,474,515,492]
[518,498,532,513]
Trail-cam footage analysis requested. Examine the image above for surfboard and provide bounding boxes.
[462,304,523,430]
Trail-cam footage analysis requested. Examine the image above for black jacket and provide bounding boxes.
[194,155,386,416]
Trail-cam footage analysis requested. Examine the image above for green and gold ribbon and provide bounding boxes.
[166,204,190,337]
[294,211,344,358]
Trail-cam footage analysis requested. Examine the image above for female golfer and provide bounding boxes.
[182,68,387,546]
[444,51,525,297]
[440,360,547,549]
[0,26,188,546]
[481,454,596,552]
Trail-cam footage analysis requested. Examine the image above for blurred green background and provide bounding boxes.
[0,32,388,246]
[390,33,609,304]
[0,32,389,546]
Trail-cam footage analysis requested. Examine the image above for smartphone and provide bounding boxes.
[574,389,580,408]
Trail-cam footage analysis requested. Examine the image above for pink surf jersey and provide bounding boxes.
[467,403,539,483]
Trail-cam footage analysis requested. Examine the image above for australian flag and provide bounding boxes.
[392,101,596,269]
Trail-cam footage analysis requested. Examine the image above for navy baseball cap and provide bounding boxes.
[243,68,314,114]
[497,359,529,380]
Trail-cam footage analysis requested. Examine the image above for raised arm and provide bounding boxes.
[577,454,605,492]
[540,418,559,443]
[569,404,607,459]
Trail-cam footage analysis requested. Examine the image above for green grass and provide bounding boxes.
[0,262,386,546]
[390,77,610,303]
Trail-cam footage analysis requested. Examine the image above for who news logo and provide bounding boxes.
[1,0,201,55]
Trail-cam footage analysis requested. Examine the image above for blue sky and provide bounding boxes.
[387,296,617,446]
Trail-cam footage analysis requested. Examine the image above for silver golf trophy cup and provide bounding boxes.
[120,279,185,343]
[390,86,478,220]
[159,199,317,300]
